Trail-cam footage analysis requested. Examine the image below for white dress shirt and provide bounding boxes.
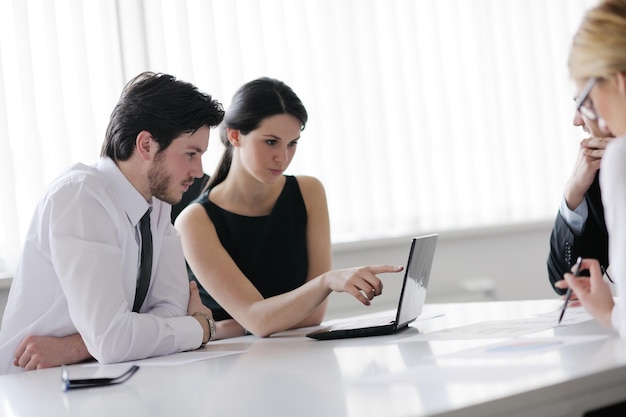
[600,136,626,338]
[559,196,588,236]
[0,158,202,374]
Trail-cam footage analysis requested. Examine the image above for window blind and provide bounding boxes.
[0,0,598,271]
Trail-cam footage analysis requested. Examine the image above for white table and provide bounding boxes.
[1,299,625,417]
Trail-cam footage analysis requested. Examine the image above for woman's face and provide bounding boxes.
[233,113,302,184]
[576,74,626,137]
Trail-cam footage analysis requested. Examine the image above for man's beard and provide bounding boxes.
[147,152,180,205]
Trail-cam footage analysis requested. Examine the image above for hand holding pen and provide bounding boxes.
[560,258,615,330]
[558,256,583,325]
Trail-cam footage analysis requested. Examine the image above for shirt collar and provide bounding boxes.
[97,157,152,227]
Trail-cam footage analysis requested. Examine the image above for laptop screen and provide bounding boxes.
[395,234,438,328]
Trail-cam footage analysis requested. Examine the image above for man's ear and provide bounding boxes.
[227,128,241,147]
[135,131,155,161]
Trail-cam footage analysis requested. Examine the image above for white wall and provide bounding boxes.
[0,220,557,324]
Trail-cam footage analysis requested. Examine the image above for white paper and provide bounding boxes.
[407,307,594,340]
[82,350,243,367]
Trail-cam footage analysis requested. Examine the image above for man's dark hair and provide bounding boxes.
[101,72,224,161]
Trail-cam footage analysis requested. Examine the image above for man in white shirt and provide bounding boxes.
[0,72,224,374]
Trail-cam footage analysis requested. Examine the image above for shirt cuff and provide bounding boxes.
[175,316,206,351]
[559,196,588,236]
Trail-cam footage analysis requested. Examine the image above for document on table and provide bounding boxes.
[536,305,593,324]
[83,350,244,367]
[413,306,593,340]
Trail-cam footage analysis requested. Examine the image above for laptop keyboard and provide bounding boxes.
[330,316,395,330]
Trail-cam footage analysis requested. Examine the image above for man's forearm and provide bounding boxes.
[13,333,93,370]
[62,333,93,364]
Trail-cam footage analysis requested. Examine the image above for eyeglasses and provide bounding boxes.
[574,77,598,121]
[62,365,139,391]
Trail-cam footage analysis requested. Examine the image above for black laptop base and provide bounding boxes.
[306,323,407,340]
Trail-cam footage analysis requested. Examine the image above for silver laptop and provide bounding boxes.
[306,234,438,340]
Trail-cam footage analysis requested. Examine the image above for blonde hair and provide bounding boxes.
[568,0,626,80]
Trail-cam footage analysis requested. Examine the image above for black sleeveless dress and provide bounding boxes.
[189,175,309,321]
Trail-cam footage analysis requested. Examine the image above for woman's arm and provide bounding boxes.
[175,180,401,338]
[175,201,331,337]
[290,176,332,328]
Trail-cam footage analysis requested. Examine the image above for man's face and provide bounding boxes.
[148,126,209,204]
[574,111,611,138]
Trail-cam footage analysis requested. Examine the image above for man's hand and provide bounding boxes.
[187,281,215,342]
[187,281,214,318]
[564,137,609,209]
[13,333,92,370]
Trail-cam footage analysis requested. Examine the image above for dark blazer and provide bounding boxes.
[170,174,210,223]
[547,172,608,294]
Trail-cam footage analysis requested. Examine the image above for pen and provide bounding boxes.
[557,256,583,325]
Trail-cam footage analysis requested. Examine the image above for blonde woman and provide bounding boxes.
[559,0,626,337]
